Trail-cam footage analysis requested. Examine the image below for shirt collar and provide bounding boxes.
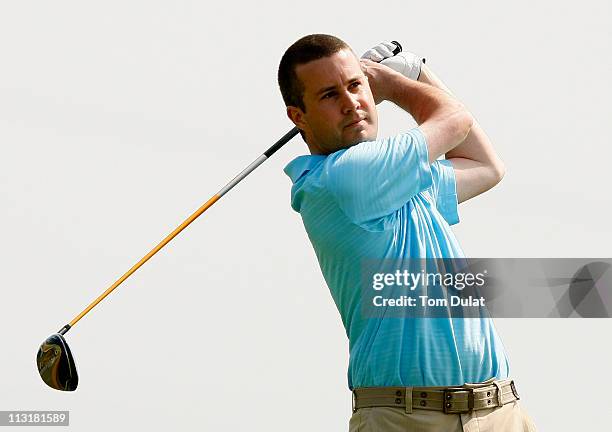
[283,154,326,183]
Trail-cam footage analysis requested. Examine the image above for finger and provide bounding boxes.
[381,41,397,52]
[359,60,369,74]
[374,44,395,58]
[360,58,374,70]
[361,48,384,62]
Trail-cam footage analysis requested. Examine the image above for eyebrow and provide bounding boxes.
[315,76,363,96]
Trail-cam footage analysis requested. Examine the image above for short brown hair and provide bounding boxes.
[278,34,351,112]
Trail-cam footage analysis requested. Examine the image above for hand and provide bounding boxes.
[381,52,424,81]
[361,41,425,81]
[360,58,401,105]
[360,41,398,62]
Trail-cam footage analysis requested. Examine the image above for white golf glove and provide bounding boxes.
[361,41,425,81]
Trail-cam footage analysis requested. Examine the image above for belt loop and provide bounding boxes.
[405,387,413,414]
[510,380,520,401]
[492,381,504,407]
[352,390,357,413]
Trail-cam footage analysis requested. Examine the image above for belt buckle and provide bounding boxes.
[352,390,357,413]
[443,388,474,414]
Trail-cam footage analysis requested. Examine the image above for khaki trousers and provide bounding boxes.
[349,400,538,431]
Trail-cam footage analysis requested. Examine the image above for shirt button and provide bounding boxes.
[395,390,402,397]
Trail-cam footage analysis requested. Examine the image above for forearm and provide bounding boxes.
[385,70,467,126]
[380,71,473,160]
[417,64,504,171]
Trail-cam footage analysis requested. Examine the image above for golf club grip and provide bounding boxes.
[391,41,402,56]
[66,128,299,330]
[264,127,299,157]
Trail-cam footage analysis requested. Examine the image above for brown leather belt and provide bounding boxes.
[352,378,520,414]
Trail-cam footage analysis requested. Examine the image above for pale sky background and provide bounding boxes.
[1,1,611,430]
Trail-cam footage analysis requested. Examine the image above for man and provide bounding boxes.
[278,34,536,431]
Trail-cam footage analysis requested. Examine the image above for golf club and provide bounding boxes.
[36,41,402,391]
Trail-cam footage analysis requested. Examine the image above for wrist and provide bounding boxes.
[417,64,454,96]
[417,64,431,84]
[384,73,417,104]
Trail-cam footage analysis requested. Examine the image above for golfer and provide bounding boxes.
[278,34,537,431]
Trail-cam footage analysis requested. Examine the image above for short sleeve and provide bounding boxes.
[429,159,460,226]
[321,127,433,225]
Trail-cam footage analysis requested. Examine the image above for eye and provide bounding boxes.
[349,81,361,90]
[321,91,336,100]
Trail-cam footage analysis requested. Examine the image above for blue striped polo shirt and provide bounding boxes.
[284,127,510,389]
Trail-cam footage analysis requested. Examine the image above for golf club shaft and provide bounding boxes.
[60,127,299,334]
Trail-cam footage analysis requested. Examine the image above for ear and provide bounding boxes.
[286,106,307,131]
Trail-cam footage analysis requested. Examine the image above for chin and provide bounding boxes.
[345,130,376,147]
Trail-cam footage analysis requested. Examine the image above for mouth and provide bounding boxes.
[344,117,367,129]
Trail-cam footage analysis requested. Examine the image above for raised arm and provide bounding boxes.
[362,57,504,204]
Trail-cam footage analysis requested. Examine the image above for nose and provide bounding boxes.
[340,90,361,114]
